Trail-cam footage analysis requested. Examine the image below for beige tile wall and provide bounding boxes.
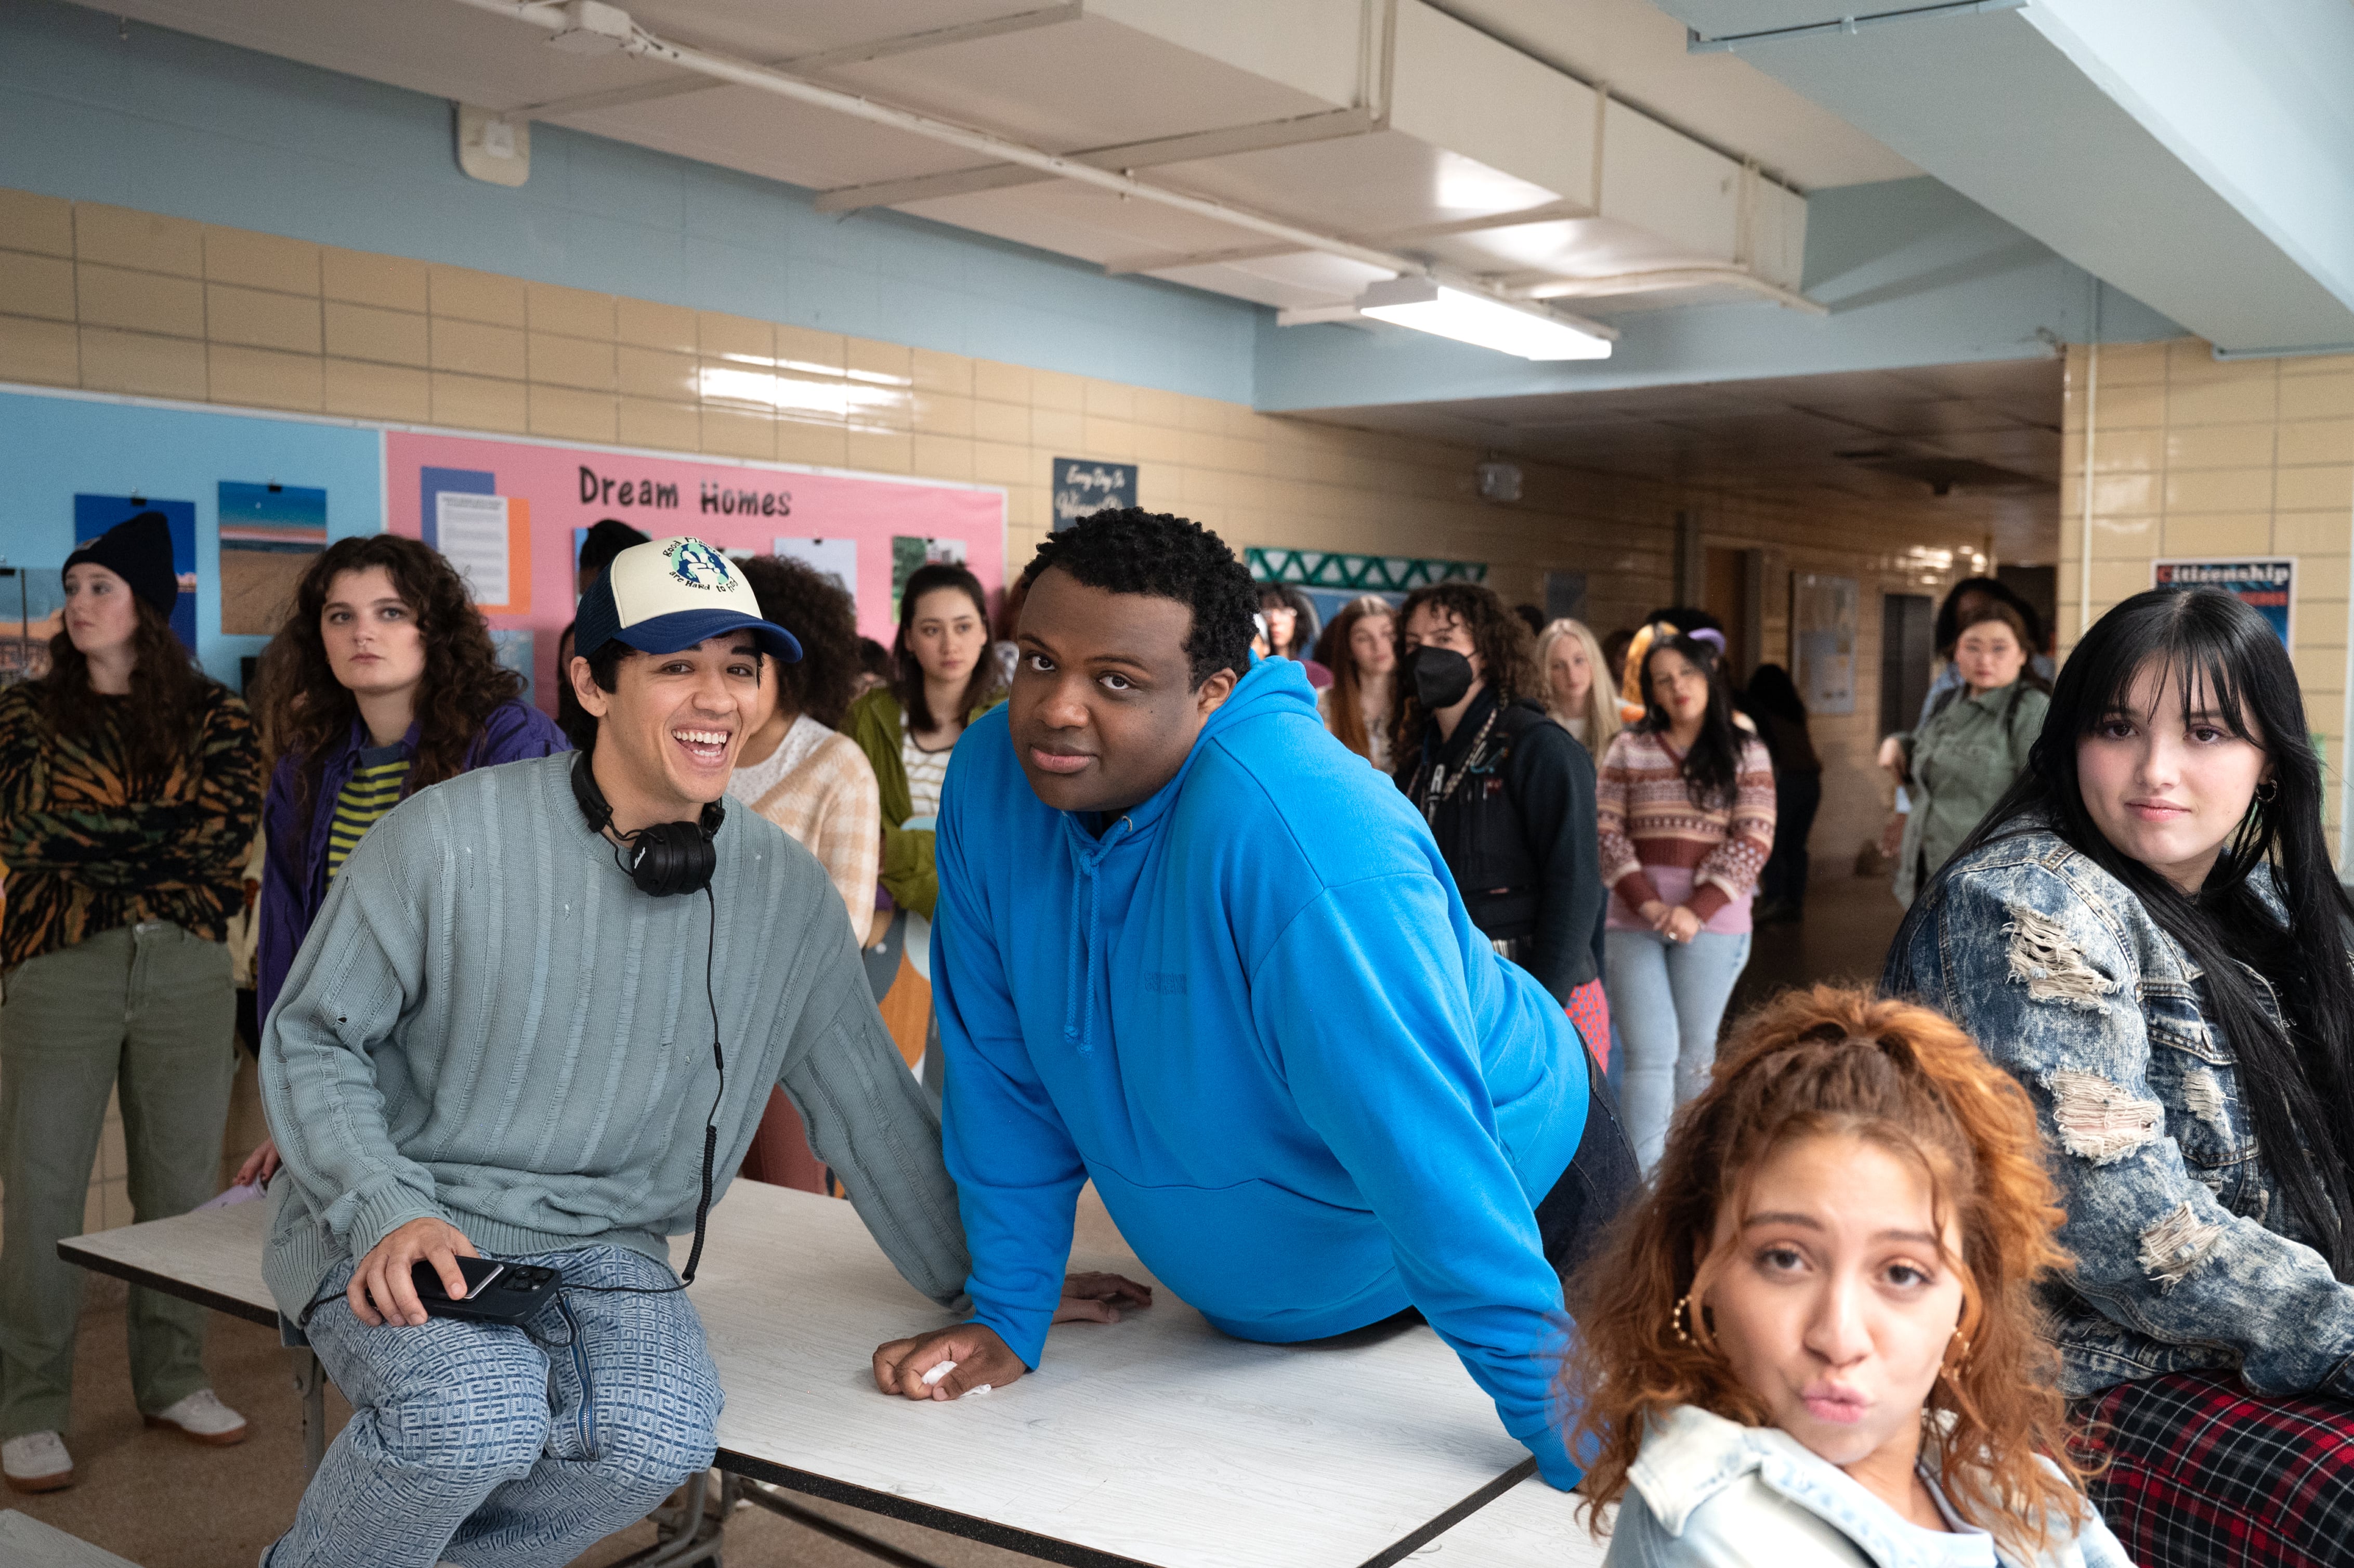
[2057,338,2354,826]
[0,185,1967,621]
[0,189,2001,1209]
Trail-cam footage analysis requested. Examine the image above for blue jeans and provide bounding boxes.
[1604,928,1752,1171]
[264,1246,723,1568]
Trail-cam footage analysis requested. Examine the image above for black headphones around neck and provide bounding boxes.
[570,751,725,897]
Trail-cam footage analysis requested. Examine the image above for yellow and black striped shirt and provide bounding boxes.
[326,746,410,880]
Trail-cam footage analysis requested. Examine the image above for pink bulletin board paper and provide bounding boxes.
[385,432,1006,712]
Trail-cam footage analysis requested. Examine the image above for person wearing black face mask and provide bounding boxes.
[1397,586,1619,1097]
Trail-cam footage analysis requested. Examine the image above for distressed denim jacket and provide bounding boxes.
[1887,827,2354,1401]
[1608,1404,2131,1567]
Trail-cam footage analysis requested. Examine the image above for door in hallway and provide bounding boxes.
[1704,547,1763,685]
[1880,593,1935,734]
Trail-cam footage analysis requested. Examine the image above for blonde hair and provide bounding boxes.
[1535,618,1616,751]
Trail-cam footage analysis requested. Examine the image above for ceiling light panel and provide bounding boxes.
[1355,278,1611,361]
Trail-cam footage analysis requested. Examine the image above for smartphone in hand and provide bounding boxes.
[408,1257,561,1324]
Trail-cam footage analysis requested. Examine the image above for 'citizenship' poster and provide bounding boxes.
[2153,558,2294,648]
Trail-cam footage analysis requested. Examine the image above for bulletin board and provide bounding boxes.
[384,431,1006,704]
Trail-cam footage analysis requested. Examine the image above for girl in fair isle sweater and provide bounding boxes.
[1598,631,1776,1170]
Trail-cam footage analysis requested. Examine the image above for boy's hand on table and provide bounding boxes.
[1051,1270,1154,1324]
[873,1323,1027,1401]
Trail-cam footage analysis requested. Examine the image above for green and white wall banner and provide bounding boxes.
[1246,548,1487,591]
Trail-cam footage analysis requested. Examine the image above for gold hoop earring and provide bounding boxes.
[2256,779,2280,805]
[1671,1292,1698,1345]
[1942,1329,1971,1377]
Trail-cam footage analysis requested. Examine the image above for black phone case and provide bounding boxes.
[410,1260,562,1325]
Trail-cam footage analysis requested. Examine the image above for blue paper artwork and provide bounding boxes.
[74,493,197,651]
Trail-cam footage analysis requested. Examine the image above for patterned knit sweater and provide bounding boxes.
[0,680,262,965]
[1596,727,1775,933]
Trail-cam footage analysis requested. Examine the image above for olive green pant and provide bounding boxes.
[0,922,236,1438]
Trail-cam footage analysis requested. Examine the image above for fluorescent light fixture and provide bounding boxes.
[1355,278,1611,361]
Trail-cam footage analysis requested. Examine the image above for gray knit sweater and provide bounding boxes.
[259,753,969,1321]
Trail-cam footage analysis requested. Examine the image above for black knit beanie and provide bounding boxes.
[63,512,178,617]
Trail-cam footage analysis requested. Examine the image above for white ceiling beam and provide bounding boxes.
[1103,199,1591,276]
[811,106,1379,215]
[449,0,1616,341]
[517,2,1084,120]
[1520,266,1829,316]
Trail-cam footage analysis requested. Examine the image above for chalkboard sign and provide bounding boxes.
[1052,459,1136,530]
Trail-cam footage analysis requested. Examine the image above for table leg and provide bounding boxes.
[290,1349,327,1478]
[609,1469,730,1567]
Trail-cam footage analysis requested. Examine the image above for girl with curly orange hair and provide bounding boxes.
[1562,986,2129,1566]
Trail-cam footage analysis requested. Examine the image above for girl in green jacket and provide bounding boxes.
[844,564,1005,1080]
[1886,599,2050,906]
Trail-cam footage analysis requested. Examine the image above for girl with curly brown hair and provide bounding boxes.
[251,534,566,1039]
[1562,986,2128,1566]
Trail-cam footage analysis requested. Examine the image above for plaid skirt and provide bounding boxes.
[2075,1371,2354,1567]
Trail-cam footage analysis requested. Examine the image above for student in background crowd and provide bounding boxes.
[1397,584,1618,1089]
[0,514,264,1493]
[1256,582,1331,689]
[1598,631,1774,1170]
[234,535,568,1189]
[845,563,1004,1078]
[991,573,1030,692]
[1742,662,1821,925]
[1535,617,1617,756]
[554,519,651,744]
[1602,628,1635,694]
[1316,593,1398,772]
[853,636,891,699]
[1882,600,2048,907]
[1879,577,2052,857]
[1889,586,2354,1568]
[1563,986,2129,1568]
[1616,611,1756,735]
[728,553,883,1193]
[258,536,569,1020]
[1919,577,2053,726]
[1512,603,1549,639]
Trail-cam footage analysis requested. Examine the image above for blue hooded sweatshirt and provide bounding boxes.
[932,656,1590,1486]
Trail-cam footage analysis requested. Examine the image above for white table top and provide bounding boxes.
[1408,1475,1608,1568]
[62,1182,1580,1568]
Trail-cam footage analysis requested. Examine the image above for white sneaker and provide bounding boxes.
[145,1388,249,1446]
[2,1430,73,1493]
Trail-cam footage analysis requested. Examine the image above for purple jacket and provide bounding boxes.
[257,699,568,1022]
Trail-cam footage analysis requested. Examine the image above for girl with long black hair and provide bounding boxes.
[1887,586,2354,1568]
[1596,631,1774,1171]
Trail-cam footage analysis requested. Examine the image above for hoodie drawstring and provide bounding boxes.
[1062,816,1133,1056]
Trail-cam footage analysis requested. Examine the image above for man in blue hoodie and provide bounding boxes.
[870,509,1632,1487]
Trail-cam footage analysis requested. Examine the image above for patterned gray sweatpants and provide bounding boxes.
[264,1245,723,1568]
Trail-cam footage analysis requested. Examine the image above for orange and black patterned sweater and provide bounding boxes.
[0,680,263,967]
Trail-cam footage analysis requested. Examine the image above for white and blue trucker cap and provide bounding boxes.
[574,537,803,662]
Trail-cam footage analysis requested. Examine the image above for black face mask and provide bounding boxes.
[1410,645,1476,711]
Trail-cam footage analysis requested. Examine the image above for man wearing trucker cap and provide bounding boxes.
[257,537,984,1566]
